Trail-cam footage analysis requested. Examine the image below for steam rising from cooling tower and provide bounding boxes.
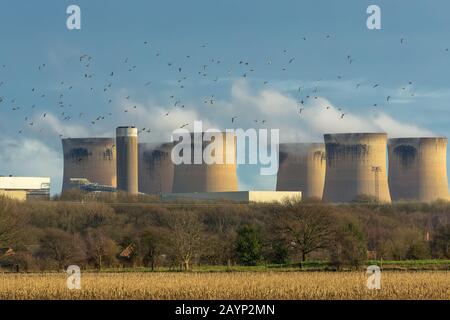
[61,138,116,192]
[276,143,326,199]
[322,133,391,203]
[116,126,138,194]
[388,137,449,202]
[138,142,174,194]
[171,132,238,193]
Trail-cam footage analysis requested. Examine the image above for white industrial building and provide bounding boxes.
[162,191,301,204]
[0,177,51,201]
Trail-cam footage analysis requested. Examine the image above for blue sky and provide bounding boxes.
[1,0,450,194]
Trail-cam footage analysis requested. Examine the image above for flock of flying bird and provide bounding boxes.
[0,35,448,139]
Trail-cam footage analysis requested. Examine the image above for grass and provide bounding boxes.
[0,271,448,300]
[93,259,450,273]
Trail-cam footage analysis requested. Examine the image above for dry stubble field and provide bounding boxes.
[0,271,448,300]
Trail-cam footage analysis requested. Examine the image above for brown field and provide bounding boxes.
[0,271,448,300]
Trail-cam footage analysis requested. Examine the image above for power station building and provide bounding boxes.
[116,127,139,195]
[61,138,116,192]
[162,191,301,204]
[172,132,238,193]
[276,143,326,199]
[60,128,449,203]
[0,176,51,201]
[388,137,449,202]
[138,142,174,194]
[322,133,391,203]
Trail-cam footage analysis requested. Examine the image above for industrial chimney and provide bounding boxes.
[388,137,449,202]
[138,142,174,194]
[322,133,391,203]
[172,132,238,193]
[116,126,138,194]
[276,143,326,199]
[61,138,116,192]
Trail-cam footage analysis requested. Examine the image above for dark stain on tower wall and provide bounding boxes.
[67,148,90,162]
[325,143,369,165]
[143,149,170,169]
[103,148,114,160]
[393,145,417,168]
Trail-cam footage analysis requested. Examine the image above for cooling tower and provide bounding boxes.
[62,138,116,192]
[322,133,391,203]
[276,143,326,199]
[138,142,175,194]
[116,126,138,194]
[172,132,238,193]
[388,137,449,202]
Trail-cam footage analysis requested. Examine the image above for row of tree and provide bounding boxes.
[0,196,449,271]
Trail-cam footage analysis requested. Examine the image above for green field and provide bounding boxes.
[89,259,450,273]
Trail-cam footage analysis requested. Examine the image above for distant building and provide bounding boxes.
[162,191,301,204]
[171,132,238,193]
[116,127,139,195]
[0,176,51,201]
[68,178,116,193]
[61,138,117,193]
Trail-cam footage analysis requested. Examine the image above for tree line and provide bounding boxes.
[0,194,449,272]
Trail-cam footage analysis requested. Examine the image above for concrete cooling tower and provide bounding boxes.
[172,132,238,193]
[388,137,449,202]
[138,142,174,194]
[276,143,326,199]
[322,133,391,203]
[116,126,138,194]
[62,138,116,192]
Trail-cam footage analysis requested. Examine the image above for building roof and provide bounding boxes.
[0,177,50,190]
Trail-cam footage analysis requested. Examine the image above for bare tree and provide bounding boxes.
[38,228,86,270]
[85,228,118,270]
[136,227,167,271]
[167,212,203,270]
[275,205,334,262]
[0,197,25,247]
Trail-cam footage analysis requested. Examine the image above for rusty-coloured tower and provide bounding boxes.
[322,133,391,203]
[138,142,174,194]
[388,137,449,202]
[116,126,138,194]
[276,143,326,199]
[171,132,238,193]
[61,138,116,192]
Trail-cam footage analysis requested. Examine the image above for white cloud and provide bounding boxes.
[29,112,94,139]
[223,80,433,142]
[117,96,217,142]
[48,79,432,144]
[372,113,434,138]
